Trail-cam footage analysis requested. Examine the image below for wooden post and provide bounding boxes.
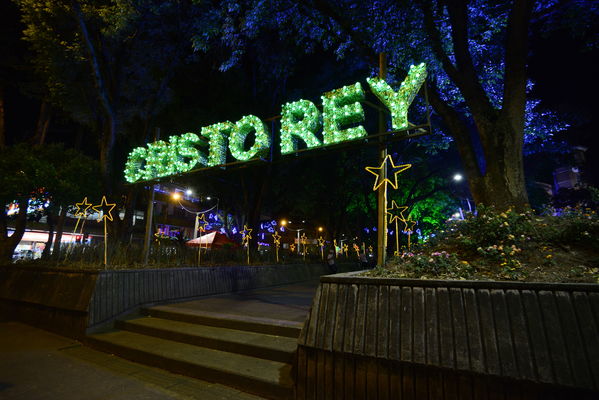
[377,53,388,267]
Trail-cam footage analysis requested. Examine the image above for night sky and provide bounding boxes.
[1,1,597,185]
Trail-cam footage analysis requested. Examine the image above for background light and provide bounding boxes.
[172,192,182,200]
[453,173,463,182]
[186,189,193,196]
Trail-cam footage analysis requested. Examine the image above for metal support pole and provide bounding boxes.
[377,53,388,267]
[193,213,199,239]
[142,127,160,265]
[297,230,300,255]
[142,185,155,265]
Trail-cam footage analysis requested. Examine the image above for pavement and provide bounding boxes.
[0,280,321,400]
[160,280,320,323]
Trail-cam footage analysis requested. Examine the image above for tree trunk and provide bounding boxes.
[71,0,117,194]
[42,211,55,259]
[112,185,137,244]
[467,117,529,211]
[0,197,28,263]
[32,100,51,145]
[52,206,67,259]
[100,115,116,194]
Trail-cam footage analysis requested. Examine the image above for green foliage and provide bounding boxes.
[0,144,56,203]
[451,206,536,249]
[0,143,100,207]
[15,0,196,147]
[446,205,599,251]
[364,205,599,282]
[366,251,473,280]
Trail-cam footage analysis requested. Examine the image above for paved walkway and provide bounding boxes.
[0,280,321,400]
[161,280,320,323]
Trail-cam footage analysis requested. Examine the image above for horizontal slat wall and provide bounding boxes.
[88,263,359,327]
[298,279,599,395]
[295,346,598,400]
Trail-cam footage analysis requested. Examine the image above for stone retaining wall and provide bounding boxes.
[296,272,599,399]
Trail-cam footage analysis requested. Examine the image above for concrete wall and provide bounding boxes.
[0,263,358,337]
[296,273,599,399]
[88,263,358,328]
[0,266,99,337]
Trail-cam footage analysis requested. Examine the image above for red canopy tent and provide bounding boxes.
[185,231,239,249]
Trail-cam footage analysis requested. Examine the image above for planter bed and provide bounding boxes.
[296,272,599,399]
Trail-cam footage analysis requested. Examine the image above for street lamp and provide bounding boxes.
[280,219,305,255]
[171,190,220,239]
[451,173,472,219]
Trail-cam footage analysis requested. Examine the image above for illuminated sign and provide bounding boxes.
[124,63,426,183]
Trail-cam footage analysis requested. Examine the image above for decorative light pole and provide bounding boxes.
[280,219,305,255]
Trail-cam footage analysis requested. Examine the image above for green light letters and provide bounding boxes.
[367,63,427,130]
[124,64,427,183]
[280,99,322,154]
[229,115,271,161]
[321,82,367,145]
[201,122,233,167]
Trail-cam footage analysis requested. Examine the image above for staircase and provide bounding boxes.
[86,304,300,399]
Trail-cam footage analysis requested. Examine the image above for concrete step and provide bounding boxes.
[143,305,303,339]
[86,330,294,400]
[115,316,297,363]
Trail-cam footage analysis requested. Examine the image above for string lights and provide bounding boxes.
[387,200,408,256]
[365,154,411,191]
[201,122,232,166]
[124,147,147,182]
[367,63,427,130]
[229,115,270,161]
[170,133,207,172]
[321,82,367,145]
[74,197,92,218]
[280,99,322,154]
[242,225,252,264]
[92,196,116,267]
[317,236,325,259]
[300,233,307,259]
[273,231,281,262]
[123,65,427,183]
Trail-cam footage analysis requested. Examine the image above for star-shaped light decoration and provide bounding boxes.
[343,243,348,254]
[92,196,116,222]
[74,197,93,217]
[368,245,373,253]
[317,236,325,247]
[290,244,296,252]
[386,200,408,224]
[272,231,281,245]
[403,217,417,233]
[241,225,253,246]
[197,214,208,232]
[300,233,307,245]
[365,154,411,191]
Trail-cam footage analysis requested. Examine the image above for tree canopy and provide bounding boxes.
[189,0,586,210]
